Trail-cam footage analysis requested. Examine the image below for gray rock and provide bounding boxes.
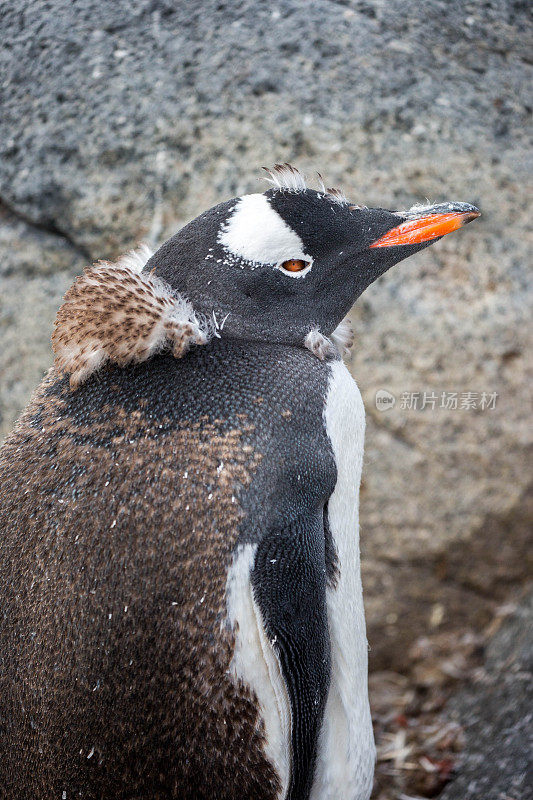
[0,206,85,433]
[440,590,533,800]
[0,0,531,668]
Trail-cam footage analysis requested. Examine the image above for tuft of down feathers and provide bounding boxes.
[52,252,210,390]
[263,163,348,204]
[330,318,354,356]
[304,319,354,362]
[111,242,155,274]
[263,163,308,192]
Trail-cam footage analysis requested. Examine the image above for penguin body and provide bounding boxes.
[0,166,479,799]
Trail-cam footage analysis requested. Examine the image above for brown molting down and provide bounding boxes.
[52,260,211,390]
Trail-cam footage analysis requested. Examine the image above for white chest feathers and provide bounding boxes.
[310,359,375,800]
[224,360,374,800]
[225,542,292,798]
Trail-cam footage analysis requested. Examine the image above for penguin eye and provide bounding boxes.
[280,259,308,273]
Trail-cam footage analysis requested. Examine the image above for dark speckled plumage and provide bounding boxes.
[0,340,336,800]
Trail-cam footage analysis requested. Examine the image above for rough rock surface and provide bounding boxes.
[0,205,86,432]
[440,589,533,800]
[0,0,531,674]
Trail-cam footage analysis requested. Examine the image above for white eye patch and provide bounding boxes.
[217,193,312,272]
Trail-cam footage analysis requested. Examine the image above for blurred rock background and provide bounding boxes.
[1,1,531,797]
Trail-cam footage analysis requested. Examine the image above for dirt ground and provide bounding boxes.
[370,602,520,800]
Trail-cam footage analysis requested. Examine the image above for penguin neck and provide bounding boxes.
[204,302,343,351]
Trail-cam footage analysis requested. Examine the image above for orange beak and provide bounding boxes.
[370,203,480,248]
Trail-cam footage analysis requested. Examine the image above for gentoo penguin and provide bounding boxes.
[0,165,479,800]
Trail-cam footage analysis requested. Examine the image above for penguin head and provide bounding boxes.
[53,164,480,388]
[146,164,480,346]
